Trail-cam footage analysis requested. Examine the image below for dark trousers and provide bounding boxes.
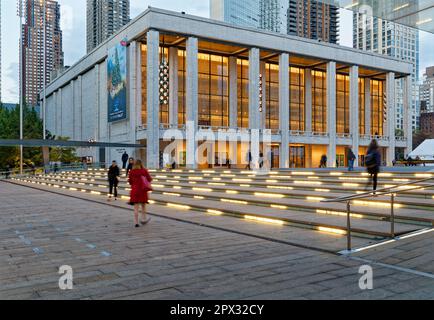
[109,178,118,197]
[122,161,127,169]
[370,173,378,191]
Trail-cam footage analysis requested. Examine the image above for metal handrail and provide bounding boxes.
[322,177,434,203]
[320,176,434,252]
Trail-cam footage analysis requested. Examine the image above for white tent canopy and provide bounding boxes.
[409,139,434,160]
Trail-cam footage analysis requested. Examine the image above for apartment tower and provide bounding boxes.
[86,0,130,53]
[21,0,64,106]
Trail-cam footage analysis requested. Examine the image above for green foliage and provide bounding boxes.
[0,103,43,170]
[49,136,79,164]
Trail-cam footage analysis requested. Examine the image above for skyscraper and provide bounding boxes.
[260,0,282,33]
[21,0,64,106]
[86,0,130,53]
[210,0,339,43]
[287,0,339,43]
[420,67,434,114]
[353,12,420,132]
[210,0,260,29]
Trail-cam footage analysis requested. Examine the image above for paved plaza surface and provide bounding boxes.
[1,181,434,300]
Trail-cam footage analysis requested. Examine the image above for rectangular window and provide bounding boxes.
[237,59,249,128]
[312,70,327,133]
[359,78,365,135]
[265,63,279,130]
[290,67,305,131]
[371,79,384,136]
[178,50,186,125]
[336,74,349,134]
[198,53,229,127]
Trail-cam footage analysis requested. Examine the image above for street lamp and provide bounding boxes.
[42,0,47,140]
[17,0,24,174]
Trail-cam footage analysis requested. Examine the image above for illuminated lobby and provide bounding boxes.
[42,8,413,169]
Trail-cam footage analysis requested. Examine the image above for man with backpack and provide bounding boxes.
[365,139,381,192]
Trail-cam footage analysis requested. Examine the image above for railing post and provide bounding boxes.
[346,200,351,251]
[391,193,395,238]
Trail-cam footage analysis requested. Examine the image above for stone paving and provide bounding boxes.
[1,181,433,300]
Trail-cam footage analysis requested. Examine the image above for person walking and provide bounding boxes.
[320,155,327,168]
[121,152,129,169]
[365,139,381,193]
[126,158,134,177]
[259,152,264,169]
[246,151,252,170]
[128,159,153,228]
[347,148,356,171]
[107,161,120,201]
[5,165,11,179]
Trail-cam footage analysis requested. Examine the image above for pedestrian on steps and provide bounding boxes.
[128,159,153,228]
[365,139,381,193]
[107,161,120,201]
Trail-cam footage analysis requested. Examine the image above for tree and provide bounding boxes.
[49,136,78,164]
[0,103,43,170]
[413,130,431,150]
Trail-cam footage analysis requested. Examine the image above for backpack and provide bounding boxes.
[365,152,377,168]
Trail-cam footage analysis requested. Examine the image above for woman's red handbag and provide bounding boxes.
[141,175,152,192]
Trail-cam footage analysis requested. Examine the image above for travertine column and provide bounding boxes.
[403,75,413,155]
[249,48,261,130]
[129,41,138,145]
[249,48,261,168]
[146,30,160,169]
[326,61,337,167]
[229,56,238,129]
[350,65,359,166]
[186,37,198,169]
[279,53,289,168]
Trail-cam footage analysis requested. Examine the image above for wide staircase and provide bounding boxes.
[10,168,434,249]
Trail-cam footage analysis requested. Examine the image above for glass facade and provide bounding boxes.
[178,50,186,125]
[237,59,249,128]
[290,67,305,131]
[336,74,350,134]
[312,70,327,133]
[289,145,305,168]
[359,78,365,135]
[198,53,229,127]
[371,79,384,136]
[265,63,279,130]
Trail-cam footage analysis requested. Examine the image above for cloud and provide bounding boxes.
[3,63,20,102]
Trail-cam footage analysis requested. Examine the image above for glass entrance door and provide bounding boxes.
[289,146,305,168]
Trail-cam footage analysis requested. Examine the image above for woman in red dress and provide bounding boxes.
[128,159,153,228]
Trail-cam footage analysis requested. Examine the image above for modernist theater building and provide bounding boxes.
[41,8,413,169]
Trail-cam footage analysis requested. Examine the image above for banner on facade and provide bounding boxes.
[107,42,127,122]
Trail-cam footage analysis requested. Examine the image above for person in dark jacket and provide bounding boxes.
[347,148,356,171]
[121,152,129,169]
[126,158,134,177]
[108,161,120,201]
[365,140,381,192]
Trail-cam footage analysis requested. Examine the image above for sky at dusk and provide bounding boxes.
[1,0,434,103]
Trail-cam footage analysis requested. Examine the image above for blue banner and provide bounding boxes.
[107,42,127,122]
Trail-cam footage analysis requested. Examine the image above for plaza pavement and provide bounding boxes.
[0,181,433,300]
